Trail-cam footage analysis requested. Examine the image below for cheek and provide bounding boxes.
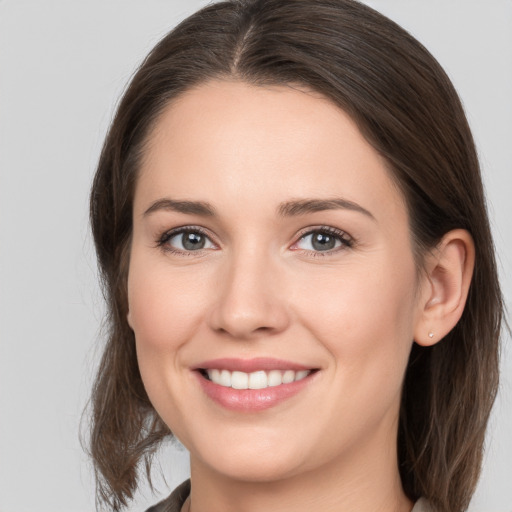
[126,253,207,430]
[127,255,209,353]
[296,255,418,368]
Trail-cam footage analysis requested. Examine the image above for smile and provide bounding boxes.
[203,369,312,389]
[194,358,319,412]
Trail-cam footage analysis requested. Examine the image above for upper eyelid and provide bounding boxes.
[158,225,217,246]
[293,226,353,243]
[161,225,213,238]
[289,228,354,258]
[296,225,351,237]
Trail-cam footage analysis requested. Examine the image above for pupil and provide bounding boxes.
[312,232,335,251]
[183,232,205,250]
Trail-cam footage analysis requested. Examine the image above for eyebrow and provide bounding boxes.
[278,198,375,220]
[143,197,375,220]
[143,198,216,217]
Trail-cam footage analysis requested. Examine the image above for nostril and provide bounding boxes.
[255,326,274,333]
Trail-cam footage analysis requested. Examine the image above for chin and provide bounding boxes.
[203,454,307,483]
[188,429,313,483]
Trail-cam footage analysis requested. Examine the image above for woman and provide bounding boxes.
[87,1,503,511]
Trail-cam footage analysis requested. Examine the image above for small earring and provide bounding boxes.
[428,332,434,339]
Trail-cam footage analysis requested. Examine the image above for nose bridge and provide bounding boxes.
[209,240,289,339]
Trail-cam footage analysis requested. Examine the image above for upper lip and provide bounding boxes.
[193,358,314,373]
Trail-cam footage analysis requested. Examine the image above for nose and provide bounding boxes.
[208,250,290,340]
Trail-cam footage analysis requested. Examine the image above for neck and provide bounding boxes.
[187,429,413,512]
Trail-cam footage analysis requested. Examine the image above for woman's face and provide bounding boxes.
[128,80,427,482]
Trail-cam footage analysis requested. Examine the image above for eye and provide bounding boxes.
[292,228,353,253]
[158,227,216,253]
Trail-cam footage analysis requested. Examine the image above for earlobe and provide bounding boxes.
[414,229,475,346]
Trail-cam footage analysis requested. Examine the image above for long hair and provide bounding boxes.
[88,1,503,510]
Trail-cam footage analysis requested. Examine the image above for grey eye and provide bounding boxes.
[310,232,337,251]
[168,231,214,251]
[295,230,347,252]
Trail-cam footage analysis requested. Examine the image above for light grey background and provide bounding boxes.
[0,1,510,511]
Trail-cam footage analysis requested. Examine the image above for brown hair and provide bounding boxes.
[88,1,503,511]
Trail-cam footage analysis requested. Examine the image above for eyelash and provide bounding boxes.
[156,225,354,257]
[293,226,354,257]
[156,226,214,256]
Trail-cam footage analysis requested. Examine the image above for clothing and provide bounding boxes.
[145,480,434,512]
[145,480,190,512]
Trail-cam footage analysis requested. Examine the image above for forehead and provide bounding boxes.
[136,80,406,223]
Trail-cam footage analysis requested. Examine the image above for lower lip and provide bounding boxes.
[195,372,315,412]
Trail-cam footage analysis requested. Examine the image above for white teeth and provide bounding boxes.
[205,369,311,389]
[282,370,295,384]
[248,371,268,389]
[219,369,231,387]
[231,371,248,389]
[267,370,283,387]
[295,370,309,381]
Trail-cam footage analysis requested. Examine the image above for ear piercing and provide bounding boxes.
[428,332,434,339]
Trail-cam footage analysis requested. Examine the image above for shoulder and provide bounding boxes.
[145,480,191,512]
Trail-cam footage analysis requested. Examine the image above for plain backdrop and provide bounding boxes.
[0,1,510,511]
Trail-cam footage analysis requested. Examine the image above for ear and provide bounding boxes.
[127,309,134,330]
[414,229,475,346]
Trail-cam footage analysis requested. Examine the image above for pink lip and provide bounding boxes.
[193,358,318,412]
[194,357,311,373]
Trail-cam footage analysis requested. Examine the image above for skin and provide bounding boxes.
[127,80,474,512]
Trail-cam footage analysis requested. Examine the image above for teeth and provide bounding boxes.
[267,370,282,387]
[219,369,231,387]
[295,370,309,381]
[282,370,295,384]
[248,371,267,389]
[205,369,311,389]
[231,371,248,389]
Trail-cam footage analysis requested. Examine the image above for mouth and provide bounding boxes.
[199,368,313,389]
[193,358,319,411]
